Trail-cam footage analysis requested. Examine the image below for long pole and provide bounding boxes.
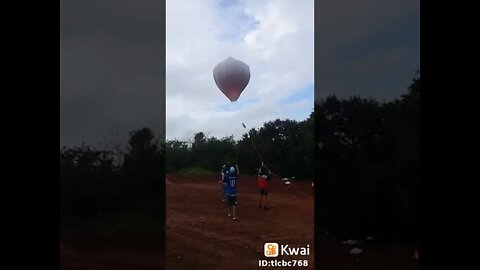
[242,123,263,164]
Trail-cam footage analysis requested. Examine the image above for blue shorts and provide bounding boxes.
[227,195,237,206]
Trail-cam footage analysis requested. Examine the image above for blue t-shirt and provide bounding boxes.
[222,170,229,184]
[226,174,237,196]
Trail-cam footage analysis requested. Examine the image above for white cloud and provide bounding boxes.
[166,0,314,140]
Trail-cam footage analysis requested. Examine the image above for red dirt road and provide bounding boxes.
[166,174,421,270]
[166,173,315,270]
[60,173,420,269]
[60,233,165,270]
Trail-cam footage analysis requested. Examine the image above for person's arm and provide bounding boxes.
[236,164,240,175]
[267,171,272,181]
[222,172,228,183]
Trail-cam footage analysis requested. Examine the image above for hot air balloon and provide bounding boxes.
[213,56,250,102]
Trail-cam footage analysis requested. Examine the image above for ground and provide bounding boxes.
[166,173,315,270]
[60,173,421,269]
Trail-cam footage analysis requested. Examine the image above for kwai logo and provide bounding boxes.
[281,244,310,256]
[264,243,278,257]
[264,243,310,257]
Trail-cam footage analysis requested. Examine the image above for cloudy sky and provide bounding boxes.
[166,0,314,140]
[60,0,165,147]
[315,0,420,101]
[60,0,419,146]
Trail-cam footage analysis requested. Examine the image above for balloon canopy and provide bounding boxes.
[213,57,250,102]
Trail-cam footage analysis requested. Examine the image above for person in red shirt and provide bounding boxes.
[257,162,271,210]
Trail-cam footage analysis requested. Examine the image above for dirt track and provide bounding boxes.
[166,174,421,270]
[60,173,420,269]
[166,173,315,270]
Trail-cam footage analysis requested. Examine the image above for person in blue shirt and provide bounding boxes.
[219,164,228,202]
[226,164,239,220]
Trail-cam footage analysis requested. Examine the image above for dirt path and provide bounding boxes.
[166,173,315,269]
[61,173,419,269]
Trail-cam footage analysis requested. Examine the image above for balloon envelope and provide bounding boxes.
[213,57,250,102]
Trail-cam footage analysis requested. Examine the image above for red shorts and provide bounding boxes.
[258,176,268,189]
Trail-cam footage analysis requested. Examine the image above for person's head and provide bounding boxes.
[222,164,226,169]
[229,166,236,174]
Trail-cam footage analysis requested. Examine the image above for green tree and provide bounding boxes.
[122,128,164,220]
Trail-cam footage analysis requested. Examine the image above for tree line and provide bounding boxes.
[316,75,420,243]
[60,128,165,228]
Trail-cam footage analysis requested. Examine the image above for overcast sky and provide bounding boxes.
[315,0,420,101]
[60,0,419,146]
[166,0,314,141]
[60,0,165,147]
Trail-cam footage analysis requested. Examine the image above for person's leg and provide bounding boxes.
[232,196,237,220]
[264,190,269,210]
[259,190,263,208]
[227,196,232,216]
